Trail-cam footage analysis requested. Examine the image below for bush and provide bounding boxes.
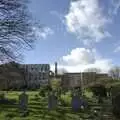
[112,93,120,118]
[90,84,107,97]
[39,90,46,97]
[0,93,5,100]
[34,94,40,101]
[39,86,49,97]
[60,93,72,106]
[111,85,120,98]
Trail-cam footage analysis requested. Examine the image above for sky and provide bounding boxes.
[23,0,120,73]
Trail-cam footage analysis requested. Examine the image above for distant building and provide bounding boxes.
[61,72,110,89]
[20,64,50,88]
[82,72,96,85]
[96,73,108,80]
[61,73,81,88]
[0,62,50,90]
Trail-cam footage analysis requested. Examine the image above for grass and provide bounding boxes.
[0,90,113,120]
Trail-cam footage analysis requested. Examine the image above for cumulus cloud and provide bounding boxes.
[51,48,113,73]
[65,0,111,45]
[62,48,95,65]
[32,26,54,39]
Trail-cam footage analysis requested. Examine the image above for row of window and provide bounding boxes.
[27,65,50,72]
[27,74,49,80]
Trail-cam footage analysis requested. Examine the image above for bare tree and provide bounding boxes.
[109,66,120,80]
[0,0,36,62]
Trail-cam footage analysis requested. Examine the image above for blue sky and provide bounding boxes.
[23,0,120,73]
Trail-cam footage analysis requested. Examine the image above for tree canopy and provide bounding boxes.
[109,66,120,80]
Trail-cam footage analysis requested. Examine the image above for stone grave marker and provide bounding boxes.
[79,97,88,109]
[48,92,57,110]
[71,91,88,112]
[19,91,28,116]
[71,95,81,112]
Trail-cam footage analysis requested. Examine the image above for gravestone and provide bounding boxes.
[79,97,88,109]
[48,92,57,110]
[19,91,28,116]
[71,95,81,112]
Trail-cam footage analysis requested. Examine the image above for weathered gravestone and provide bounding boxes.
[79,97,88,109]
[19,91,28,116]
[48,92,58,110]
[71,95,81,112]
[71,89,88,112]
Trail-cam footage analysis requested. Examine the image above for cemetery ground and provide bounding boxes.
[0,90,114,120]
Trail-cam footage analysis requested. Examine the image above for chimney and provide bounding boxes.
[55,62,57,77]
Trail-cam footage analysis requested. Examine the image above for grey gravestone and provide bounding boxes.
[48,92,57,110]
[19,91,28,115]
[71,94,88,112]
[79,97,88,109]
[71,95,81,112]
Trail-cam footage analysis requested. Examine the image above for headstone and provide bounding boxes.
[71,95,81,112]
[48,92,57,110]
[19,91,28,116]
[79,97,88,109]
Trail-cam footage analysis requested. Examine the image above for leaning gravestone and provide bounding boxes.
[19,91,28,116]
[48,92,57,110]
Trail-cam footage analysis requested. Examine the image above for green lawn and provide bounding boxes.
[0,91,113,120]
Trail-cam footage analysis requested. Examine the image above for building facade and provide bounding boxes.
[0,63,50,90]
[61,73,81,88]
[61,72,110,89]
[20,64,50,88]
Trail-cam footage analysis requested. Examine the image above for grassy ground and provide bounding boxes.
[0,91,113,120]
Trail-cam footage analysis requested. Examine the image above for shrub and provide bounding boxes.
[111,85,120,98]
[39,90,46,97]
[90,84,107,97]
[112,93,120,118]
[0,93,5,100]
[34,94,39,101]
[60,93,72,106]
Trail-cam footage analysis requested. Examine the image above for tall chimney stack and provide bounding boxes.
[55,62,57,77]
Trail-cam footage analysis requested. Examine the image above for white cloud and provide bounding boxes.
[109,0,120,15]
[114,46,120,53]
[62,48,95,65]
[51,47,113,73]
[65,0,111,45]
[33,26,54,39]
